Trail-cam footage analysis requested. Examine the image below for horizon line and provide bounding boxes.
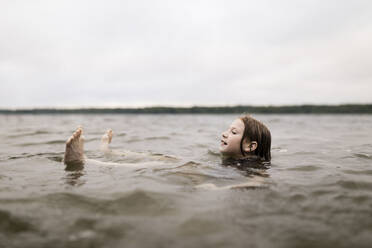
[1,103,372,111]
[1,104,372,114]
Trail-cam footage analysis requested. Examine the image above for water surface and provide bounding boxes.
[0,114,372,248]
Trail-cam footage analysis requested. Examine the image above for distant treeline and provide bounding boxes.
[1,104,372,114]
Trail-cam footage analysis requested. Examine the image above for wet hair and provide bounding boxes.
[239,115,271,162]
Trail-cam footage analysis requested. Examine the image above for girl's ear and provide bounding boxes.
[243,141,258,153]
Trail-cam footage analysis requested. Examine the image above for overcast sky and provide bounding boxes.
[1,0,371,108]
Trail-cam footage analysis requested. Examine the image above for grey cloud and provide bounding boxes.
[1,0,371,107]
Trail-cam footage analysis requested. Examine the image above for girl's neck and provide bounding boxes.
[222,154,260,161]
[221,154,269,169]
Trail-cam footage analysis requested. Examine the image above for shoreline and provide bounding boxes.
[1,104,372,114]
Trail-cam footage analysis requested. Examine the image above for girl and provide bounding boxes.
[63,115,271,168]
[63,115,271,190]
[219,115,271,168]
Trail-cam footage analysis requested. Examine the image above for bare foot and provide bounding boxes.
[64,127,85,165]
[100,129,113,152]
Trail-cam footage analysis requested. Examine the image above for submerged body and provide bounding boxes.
[63,115,271,190]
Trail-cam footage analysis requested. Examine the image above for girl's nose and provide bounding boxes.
[222,132,227,138]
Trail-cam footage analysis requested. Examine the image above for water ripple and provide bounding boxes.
[287,165,320,172]
[337,180,372,191]
[16,140,66,147]
[40,191,176,216]
[342,169,372,175]
[6,130,50,138]
[0,209,35,234]
[352,153,371,159]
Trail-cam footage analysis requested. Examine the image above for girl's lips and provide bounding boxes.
[221,140,227,145]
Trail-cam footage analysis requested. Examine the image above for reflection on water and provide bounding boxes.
[0,114,372,248]
[64,169,86,187]
[63,159,86,186]
[63,171,86,187]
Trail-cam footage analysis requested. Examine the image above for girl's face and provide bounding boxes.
[220,118,245,158]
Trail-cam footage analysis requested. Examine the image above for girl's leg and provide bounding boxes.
[64,127,85,165]
[100,129,113,153]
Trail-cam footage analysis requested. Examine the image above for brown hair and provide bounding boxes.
[239,115,271,162]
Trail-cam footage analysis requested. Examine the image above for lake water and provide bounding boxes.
[0,114,372,248]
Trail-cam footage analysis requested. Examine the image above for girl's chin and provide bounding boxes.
[220,151,244,159]
[219,147,228,153]
[219,149,232,156]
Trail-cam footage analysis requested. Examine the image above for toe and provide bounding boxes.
[107,129,113,142]
[66,137,72,146]
[74,129,82,138]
